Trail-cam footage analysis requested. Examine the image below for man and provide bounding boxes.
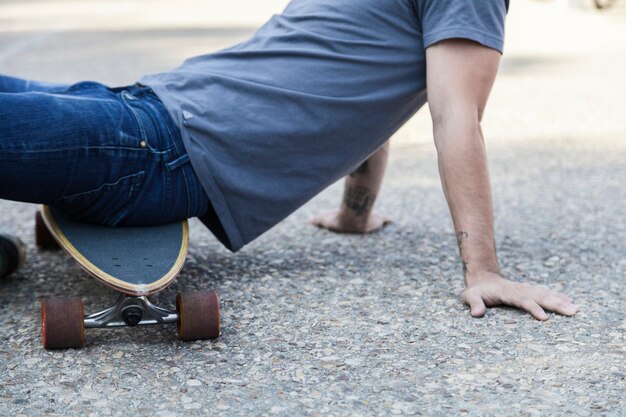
[0,0,578,319]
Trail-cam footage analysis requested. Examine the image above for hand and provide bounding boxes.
[461,271,579,320]
[309,209,391,234]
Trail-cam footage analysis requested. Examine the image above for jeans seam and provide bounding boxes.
[60,171,145,200]
[55,171,146,226]
[0,146,166,155]
[162,165,174,224]
[153,101,177,147]
[109,171,147,225]
[124,93,178,156]
[143,93,192,218]
[181,165,192,218]
[121,92,148,144]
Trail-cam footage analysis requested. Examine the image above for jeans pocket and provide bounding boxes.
[55,171,146,226]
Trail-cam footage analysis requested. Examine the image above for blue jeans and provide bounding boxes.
[0,75,209,226]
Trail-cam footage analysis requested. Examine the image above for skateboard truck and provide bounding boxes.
[41,290,220,349]
[85,295,179,328]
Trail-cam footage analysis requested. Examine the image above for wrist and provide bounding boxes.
[455,231,500,284]
[337,207,371,229]
[463,265,501,285]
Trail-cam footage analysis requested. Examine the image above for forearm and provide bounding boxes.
[435,124,500,281]
[339,142,390,223]
[310,142,390,234]
[423,40,578,320]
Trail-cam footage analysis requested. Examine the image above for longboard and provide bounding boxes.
[36,206,220,349]
[40,206,188,296]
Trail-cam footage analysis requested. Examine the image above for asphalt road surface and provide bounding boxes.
[1,1,625,416]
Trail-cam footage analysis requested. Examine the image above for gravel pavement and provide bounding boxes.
[1,1,625,416]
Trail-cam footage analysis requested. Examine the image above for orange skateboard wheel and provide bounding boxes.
[35,211,59,250]
[42,298,85,349]
[176,290,220,341]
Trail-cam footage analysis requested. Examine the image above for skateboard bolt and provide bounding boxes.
[122,306,143,326]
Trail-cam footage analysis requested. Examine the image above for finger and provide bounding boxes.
[520,299,548,321]
[308,217,331,229]
[530,285,573,304]
[463,290,487,317]
[308,216,322,226]
[555,292,573,304]
[364,214,390,233]
[538,294,579,316]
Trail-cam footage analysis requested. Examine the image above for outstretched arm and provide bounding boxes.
[310,141,391,233]
[427,39,578,320]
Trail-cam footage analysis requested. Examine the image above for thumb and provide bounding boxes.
[308,215,325,227]
[462,289,487,317]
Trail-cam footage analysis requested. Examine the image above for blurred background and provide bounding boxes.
[0,0,624,149]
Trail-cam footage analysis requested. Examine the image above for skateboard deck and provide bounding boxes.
[40,206,188,296]
[36,206,220,349]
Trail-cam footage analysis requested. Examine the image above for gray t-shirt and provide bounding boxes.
[141,0,508,252]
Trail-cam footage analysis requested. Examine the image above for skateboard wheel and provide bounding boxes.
[0,246,7,279]
[176,290,220,341]
[35,211,59,250]
[41,298,85,349]
[0,234,26,278]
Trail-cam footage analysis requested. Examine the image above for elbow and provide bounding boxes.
[431,109,484,152]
